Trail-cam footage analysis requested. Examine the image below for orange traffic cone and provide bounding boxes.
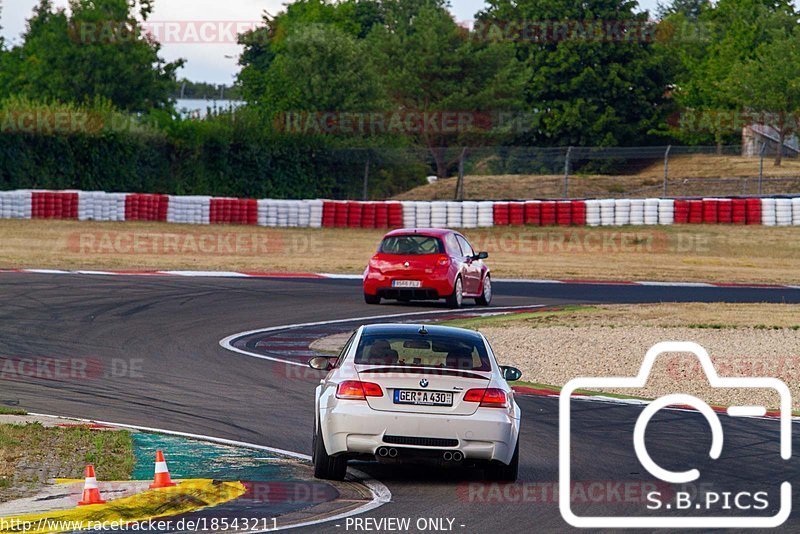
[149,450,177,488]
[77,465,106,505]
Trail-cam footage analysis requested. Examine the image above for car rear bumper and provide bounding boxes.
[320,403,519,464]
[363,271,454,299]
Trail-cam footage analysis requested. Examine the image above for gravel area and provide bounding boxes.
[484,325,799,410]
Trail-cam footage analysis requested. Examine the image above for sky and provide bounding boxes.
[0,0,660,85]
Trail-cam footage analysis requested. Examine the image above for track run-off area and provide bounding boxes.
[0,272,798,532]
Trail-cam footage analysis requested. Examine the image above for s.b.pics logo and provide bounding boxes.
[559,342,792,528]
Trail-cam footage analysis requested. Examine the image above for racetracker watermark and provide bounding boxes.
[0,110,153,135]
[668,110,800,134]
[240,481,337,504]
[467,230,668,254]
[274,111,537,136]
[0,357,143,381]
[472,19,658,43]
[465,231,724,255]
[458,480,670,504]
[70,21,261,44]
[68,232,321,256]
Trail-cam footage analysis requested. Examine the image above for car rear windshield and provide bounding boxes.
[354,333,492,371]
[379,235,443,255]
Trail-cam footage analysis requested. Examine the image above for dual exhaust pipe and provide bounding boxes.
[376,447,463,462]
[442,451,463,462]
[377,446,398,458]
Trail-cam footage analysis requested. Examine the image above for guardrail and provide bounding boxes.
[1,190,799,227]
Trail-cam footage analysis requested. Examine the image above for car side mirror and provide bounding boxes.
[308,356,335,371]
[501,366,522,382]
[475,251,489,260]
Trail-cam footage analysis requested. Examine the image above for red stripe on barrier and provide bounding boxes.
[702,199,718,224]
[717,199,732,224]
[387,202,403,228]
[674,199,689,224]
[346,201,362,228]
[508,202,525,226]
[746,198,762,225]
[374,202,389,229]
[322,201,336,228]
[688,200,703,224]
[31,192,78,219]
[571,200,586,226]
[556,201,572,226]
[540,201,556,226]
[524,202,541,226]
[731,198,746,224]
[493,202,510,226]
[361,202,377,229]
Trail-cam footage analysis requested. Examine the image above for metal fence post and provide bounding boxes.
[663,145,671,197]
[563,146,573,198]
[362,153,370,201]
[758,142,766,196]
[456,148,466,201]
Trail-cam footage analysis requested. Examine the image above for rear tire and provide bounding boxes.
[313,422,347,480]
[364,293,381,305]
[445,276,463,308]
[475,275,492,306]
[484,439,519,481]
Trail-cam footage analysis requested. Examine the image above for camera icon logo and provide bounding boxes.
[559,341,792,528]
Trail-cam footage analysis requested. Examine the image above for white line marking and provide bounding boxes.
[219,305,546,367]
[157,270,251,277]
[493,278,567,284]
[636,281,716,287]
[728,405,768,417]
[28,412,391,532]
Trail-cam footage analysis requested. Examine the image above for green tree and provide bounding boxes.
[367,4,527,180]
[656,0,710,20]
[1,0,182,112]
[662,0,796,147]
[727,29,800,165]
[237,0,388,104]
[244,23,385,113]
[479,0,671,148]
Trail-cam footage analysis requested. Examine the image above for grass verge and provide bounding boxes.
[0,423,134,501]
[0,406,27,416]
[2,220,799,283]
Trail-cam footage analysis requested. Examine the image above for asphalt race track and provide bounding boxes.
[0,273,798,533]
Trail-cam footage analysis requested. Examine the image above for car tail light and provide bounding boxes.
[336,380,383,400]
[436,255,450,267]
[464,388,508,408]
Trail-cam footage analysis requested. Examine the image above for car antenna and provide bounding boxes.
[418,325,428,335]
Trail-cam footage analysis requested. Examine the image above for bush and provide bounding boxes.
[0,100,426,199]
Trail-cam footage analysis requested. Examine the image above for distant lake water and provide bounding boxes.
[176,99,244,118]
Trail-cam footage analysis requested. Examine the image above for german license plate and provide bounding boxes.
[394,389,453,406]
[392,280,421,288]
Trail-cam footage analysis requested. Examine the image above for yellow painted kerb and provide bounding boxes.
[0,479,246,534]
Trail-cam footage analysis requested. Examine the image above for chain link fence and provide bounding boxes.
[354,145,800,200]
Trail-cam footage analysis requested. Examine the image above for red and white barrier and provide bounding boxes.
[3,190,800,229]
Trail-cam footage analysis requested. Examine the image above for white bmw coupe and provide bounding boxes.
[309,323,522,481]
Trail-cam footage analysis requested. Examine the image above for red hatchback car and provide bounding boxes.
[363,228,491,308]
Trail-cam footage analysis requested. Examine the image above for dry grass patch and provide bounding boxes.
[394,154,800,200]
[1,220,799,284]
